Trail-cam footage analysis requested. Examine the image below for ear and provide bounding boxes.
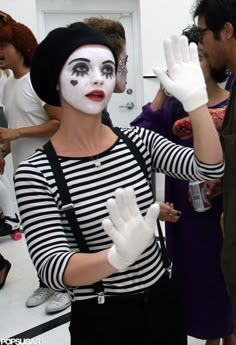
[56,84,59,91]
[222,22,234,39]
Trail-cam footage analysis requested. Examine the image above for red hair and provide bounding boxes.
[0,11,38,66]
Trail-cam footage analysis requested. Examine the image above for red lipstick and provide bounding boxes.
[86,90,105,102]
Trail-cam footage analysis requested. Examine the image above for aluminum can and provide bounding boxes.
[189,181,212,212]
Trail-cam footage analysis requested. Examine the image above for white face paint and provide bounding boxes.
[60,45,116,114]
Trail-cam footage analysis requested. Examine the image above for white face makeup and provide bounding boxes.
[60,45,116,114]
[114,50,128,93]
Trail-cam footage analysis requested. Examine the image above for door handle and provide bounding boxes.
[119,101,135,110]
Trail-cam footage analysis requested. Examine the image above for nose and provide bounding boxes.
[91,69,104,85]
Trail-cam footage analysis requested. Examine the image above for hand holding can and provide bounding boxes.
[189,181,212,212]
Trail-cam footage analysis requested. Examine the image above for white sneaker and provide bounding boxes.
[5,213,21,231]
[26,287,54,307]
[45,292,71,314]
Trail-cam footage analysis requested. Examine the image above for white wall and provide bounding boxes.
[1,0,195,103]
[140,0,194,74]
[1,0,38,37]
[139,0,194,103]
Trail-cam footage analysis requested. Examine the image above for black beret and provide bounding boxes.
[30,22,117,106]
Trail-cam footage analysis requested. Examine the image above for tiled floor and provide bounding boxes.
[0,234,208,345]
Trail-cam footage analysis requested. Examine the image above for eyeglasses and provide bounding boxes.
[197,27,210,43]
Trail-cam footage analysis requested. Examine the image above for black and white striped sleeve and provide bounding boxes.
[133,127,224,181]
[14,162,74,291]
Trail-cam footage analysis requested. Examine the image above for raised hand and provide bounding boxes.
[102,187,160,271]
[153,34,208,112]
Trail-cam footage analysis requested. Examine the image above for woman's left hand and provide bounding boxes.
[158,202,181,222]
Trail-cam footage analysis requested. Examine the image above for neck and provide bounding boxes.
[51,106,115,157]
[206,80,229,107]
[12,65,29,79]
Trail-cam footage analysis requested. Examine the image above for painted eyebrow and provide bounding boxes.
[103,60,116,67]
[69,58,89,65]
[68,58,115,67]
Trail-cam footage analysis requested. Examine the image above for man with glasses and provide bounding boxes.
[193,0,236,335]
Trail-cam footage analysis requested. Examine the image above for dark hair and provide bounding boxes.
[182,24,199,44]
[191,0,236,39]
[182,23,229,82]
[210,67,230,83]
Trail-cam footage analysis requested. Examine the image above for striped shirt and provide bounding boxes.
[14,127,224,301]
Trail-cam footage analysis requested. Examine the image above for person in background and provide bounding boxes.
[0,11,71,314]
[0,68,20,234]
[85,16,181,221]
[84,16,128,94]
[131,25,235,345]
[192,0,236,335]
[84,16,127,128]
[14,21,224,344]
[0,72,13,289]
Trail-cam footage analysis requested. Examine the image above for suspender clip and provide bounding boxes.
[97,291,105,304]
[167,262,173,279]
[62,203,74,211]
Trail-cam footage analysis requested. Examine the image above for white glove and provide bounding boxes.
[153,34,208,112]
[102,187,160,271]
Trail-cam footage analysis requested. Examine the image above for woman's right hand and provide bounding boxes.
[102,187,160,271]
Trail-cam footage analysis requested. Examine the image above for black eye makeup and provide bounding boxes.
[68,57,115,79]
[71,62,89,77]
[101,64,115,79]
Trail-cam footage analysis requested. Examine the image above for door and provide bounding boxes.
[40,10,142,127]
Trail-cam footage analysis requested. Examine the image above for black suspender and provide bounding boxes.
[43,140,104,300]
[43,127,172,303]
[113,128,171,273]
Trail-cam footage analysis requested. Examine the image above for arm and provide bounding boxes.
[189,105,222,164]
[0,141,10,157]
[131,89,172,136]
[136,126,224,181]
[0,150,5,174]
[14,166,159,288]
[150,88,169,112]
[64,250,116,286]
[14,163,117,290]
[0,104,61,141]
[153,34,223,165]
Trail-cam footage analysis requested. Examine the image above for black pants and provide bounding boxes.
[69,272,187,345]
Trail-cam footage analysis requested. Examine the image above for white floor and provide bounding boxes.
[0,234,209,345]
